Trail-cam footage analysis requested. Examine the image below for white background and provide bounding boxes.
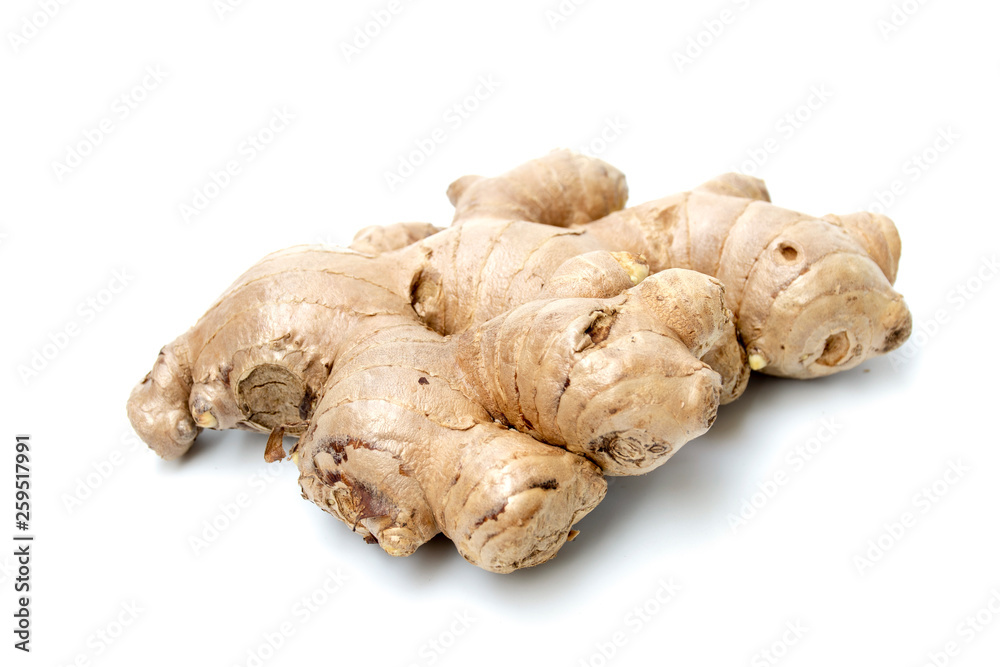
[2,1,999,666]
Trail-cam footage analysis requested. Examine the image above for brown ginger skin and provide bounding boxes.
[396,151,748,404]
[447,151,912,379]
[350,222,442,255]
[129,239,742,572]
[126,246,397,459]
[128,149,911,573]
[445,149,628,229]
[295,268,733,571]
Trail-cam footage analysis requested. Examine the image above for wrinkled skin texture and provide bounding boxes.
[446,152,912,378]
[128,149,909,573]
[129,243,743,573]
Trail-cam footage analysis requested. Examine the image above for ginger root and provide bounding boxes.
[448,151,912,378]
[129,245,739,572]
[128,150,910,573]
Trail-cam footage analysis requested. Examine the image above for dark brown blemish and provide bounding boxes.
[591,431,622,455]
[318,438,360,464]
[587,430,671,464]
[529,479,559,491]
[418,376,429,385]
[321,468,342,486]
[881,319,912,353]
[552,377,572,408]
[351,481,394,522]
[586,312,615,346]
[319,436,383,461]
[298,385,315,420]
[473,499,509,529]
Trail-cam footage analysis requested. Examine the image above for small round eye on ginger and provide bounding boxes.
[609,251,650,285]
[815,331,851,367]
[189,394,219,428]
[173,414,198,443]
[193,411,218,428]
[772,241,804,265]
[581,311,616,349]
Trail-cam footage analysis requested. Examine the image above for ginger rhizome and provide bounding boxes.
[129,245,738,572]
[446,150,912,379]
[128,150,910,573]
